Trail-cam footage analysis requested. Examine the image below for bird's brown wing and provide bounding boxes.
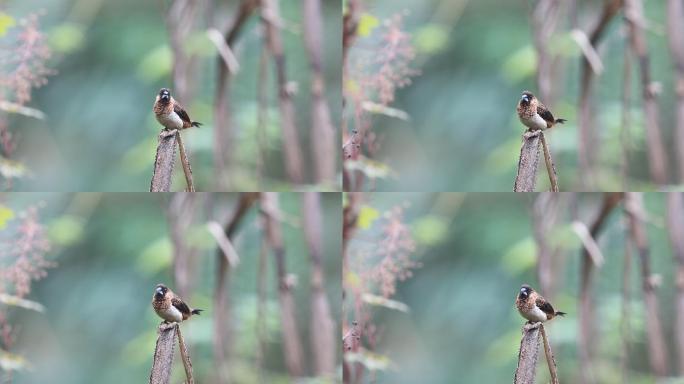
[537,104,556,125]
[171,296,192,316]
[535,296,556,316]
[173,103,193,128]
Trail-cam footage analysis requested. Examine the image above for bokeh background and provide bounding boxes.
[0,192,341,383]
[343,192,681,383]
[1,0,341,191]
[344,0,679,191]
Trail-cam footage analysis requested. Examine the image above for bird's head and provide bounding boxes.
[158,88,171,103]
[518,284,533,300]
[154,284,168,300]
[520,91,534,106]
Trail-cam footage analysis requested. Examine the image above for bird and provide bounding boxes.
[153,88,202,130]
[152,283,202,323]
[517,91,566,131]
[515,284,565,323]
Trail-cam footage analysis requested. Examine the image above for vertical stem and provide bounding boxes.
[176,131,195,192]
[540,324,559,384]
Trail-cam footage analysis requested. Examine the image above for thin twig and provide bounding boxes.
[176,130,195,192]
[176,324,194,384]
[540,132,559,191]
[540,324,559,384]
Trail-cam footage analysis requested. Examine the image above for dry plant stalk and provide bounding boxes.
[176,130,195,192]
[149,322,194,384]
[540,324,559,384]
[514,323,541,384]
[150,129,195,192]
[514,131,542,192]
[540,133,559,192]
[514,323,559,384]
[150,130,178,192]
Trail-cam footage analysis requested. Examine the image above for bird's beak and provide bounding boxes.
[155,287,164,296]
[521,95,529,103]
[161,94,169,101]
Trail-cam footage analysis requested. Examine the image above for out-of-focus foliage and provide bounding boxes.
[3,0,341,191]
[0,193,341,383]
[357,0,672,191]
[346,193,676,383]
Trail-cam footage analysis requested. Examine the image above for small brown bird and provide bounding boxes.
[517,91,566,131]
[153,88,202,130]
[152,283,202,323]
[515,284,565,323]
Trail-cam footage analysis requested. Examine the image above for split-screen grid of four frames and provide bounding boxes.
[0,0,681,383]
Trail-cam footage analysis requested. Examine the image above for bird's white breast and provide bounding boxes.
[520,112,547,131]
[158,305,184,323]
[519,304,548,323]
[156,111,184,130]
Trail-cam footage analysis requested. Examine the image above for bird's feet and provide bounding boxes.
[523,321,541,332]
[159,128,178,139]
[523,130,541,140]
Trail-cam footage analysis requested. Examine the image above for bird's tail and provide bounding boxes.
[191,121,202,128]
[555,119,567,124]
[555,311,566,317]
[191,309,203,315]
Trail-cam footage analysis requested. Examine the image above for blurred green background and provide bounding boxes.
[345,192,677,383]
[0,192,341,383]
[349,0,675,191]
[2,0,341,191]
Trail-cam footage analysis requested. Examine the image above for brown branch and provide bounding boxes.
[540,133,559,192]
[176,131,195,192]
[578,192,622,384]
[625,0,668,184]
[213,0,258,189]
[149,322,194,384]
[302,192,335,376]
[176,324,194,384]
[514,322,541,384]
[666,193,684,375]
[168,193,199,299]
[261,192,305,376]
[514,131,541,192]
[213,193,259,382]
[532,193,561,298]
[150,129,179,192]
[303,0,336,186]
[261,0,305,184]
[625,192,668,376]
[540,324,559,384]
[667,0,684,183]
[577,0,622,189]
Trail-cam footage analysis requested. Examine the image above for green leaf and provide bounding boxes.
[0,349,30,371]
[357,205,379,229]
[415,24,449,54]
[49,23,86,53]
[501,45,537,84]
[501,237,537,275]
[0,12,16,37]
[362,293,410,312]
[48,215,85,246]
[345,350,394,372]
[0,204,15,229]
[136,237,172,275]
[412,215,449,246]
[137,45,172,82]
[0,294,45,312]
[357,13,379,37]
